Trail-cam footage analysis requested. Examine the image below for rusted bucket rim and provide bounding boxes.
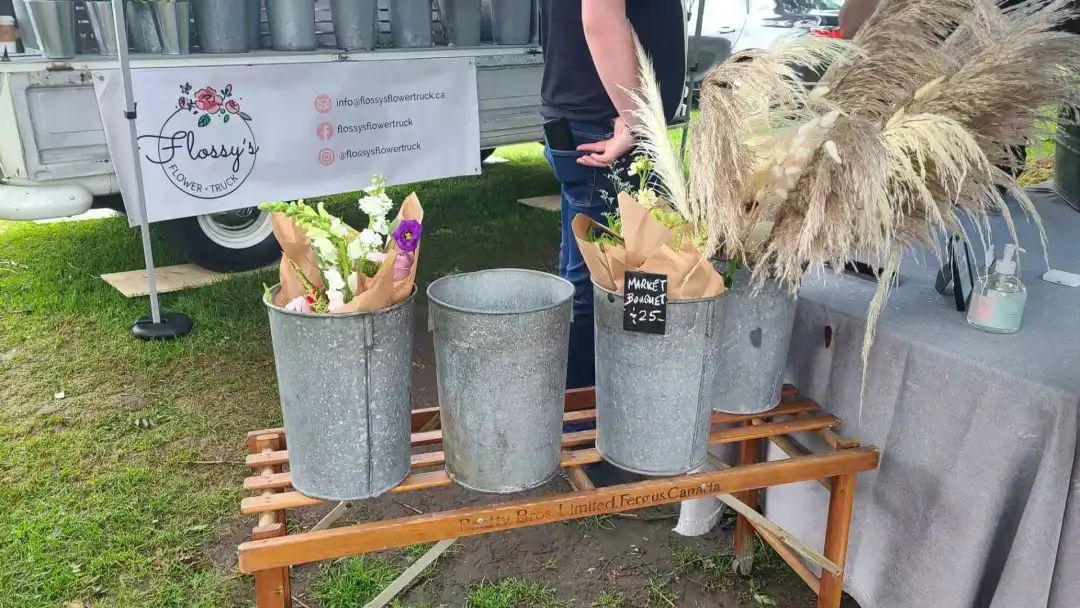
[264,283,417,319]
[427,268,574,316]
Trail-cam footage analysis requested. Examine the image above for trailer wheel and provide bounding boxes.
[164,208,280,272]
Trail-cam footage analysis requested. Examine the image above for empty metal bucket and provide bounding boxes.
[13,0,39,51]
[266,0,317,50]
[246,0,263,49]
[195,0,250,52]
[265,286,415,501]
[25,0,76,59]
[489,0,529,45]
[331,0,378,50]
[152,0,191,55]
[86,1,119,55]
[428,269,573,493]
[391,0,432,48]
[127,0,162,53]
[437,0,480,46]
[594,283,727,476]
[712,266,798,414]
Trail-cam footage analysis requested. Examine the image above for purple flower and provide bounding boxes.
[392,219,422,253]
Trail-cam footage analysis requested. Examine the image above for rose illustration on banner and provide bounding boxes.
[177,82,253,127]
[138,81,259,200]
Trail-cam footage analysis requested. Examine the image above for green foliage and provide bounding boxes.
[0,142,560,608]
[592,589,626,608]
[465,578,562,608]
[315,556,401,608]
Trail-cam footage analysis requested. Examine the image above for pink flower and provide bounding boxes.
[284,296,312,313]
[194,87,223,113]
[393,252,413,281]
[225,100,240,114]
[178,96,189,110]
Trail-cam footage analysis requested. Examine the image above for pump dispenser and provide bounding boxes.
[967,244,1027,333]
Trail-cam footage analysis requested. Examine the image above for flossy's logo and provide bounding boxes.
[139,82,259,199]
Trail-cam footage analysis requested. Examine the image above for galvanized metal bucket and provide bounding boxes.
[391,0,432,48]
[265,285,415,501]
[428,269,573,494]
[489,0,530,45]
[332,0,378,50]
[151,0,191,55]
[86,1,119,55]
[712,265,798,414]
[13,0,39,52]
[594,283,727,476]
[266,0,317,51]
[246,0,263,49]
[437,0,480,46]
[126,0,162,53]
[24,0,76,59]
[194,0,250,53]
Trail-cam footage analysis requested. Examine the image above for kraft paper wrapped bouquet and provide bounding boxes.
[573,160,726,301]
[260,175,424,313]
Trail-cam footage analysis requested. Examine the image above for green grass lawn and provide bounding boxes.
[0,143,560,608]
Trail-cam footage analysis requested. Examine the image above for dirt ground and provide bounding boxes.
[212,301,861,608]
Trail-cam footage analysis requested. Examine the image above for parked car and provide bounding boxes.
[688,0,841,86]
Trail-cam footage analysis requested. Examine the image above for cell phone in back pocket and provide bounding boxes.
[543,118,576,151]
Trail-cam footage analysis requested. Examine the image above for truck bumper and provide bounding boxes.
[0,173,120,220]
[0,181,95,221]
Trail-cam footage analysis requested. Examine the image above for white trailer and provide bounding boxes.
[0,43,545,270]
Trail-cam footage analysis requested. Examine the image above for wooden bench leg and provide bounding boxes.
[251,434,292,608]
[818,474,856,608]
[734,429,761,575]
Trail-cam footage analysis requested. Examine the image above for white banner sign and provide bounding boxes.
[94,58,481,224]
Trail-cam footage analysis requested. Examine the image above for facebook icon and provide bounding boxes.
[316,122,334,141]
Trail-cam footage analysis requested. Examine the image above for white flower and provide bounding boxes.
[359,229,383,249]
[347,271,359,293]
[346,238,364,261]
[358,192,392,218]
[636,188,659,208]
[327,288,345,311]
[329,218,348,238]
[324,268,346,292]
[312,237,336,261]
[366,251,387,264]
[371,215,389,235]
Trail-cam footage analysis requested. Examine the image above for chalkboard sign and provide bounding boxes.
[623,271,668,334]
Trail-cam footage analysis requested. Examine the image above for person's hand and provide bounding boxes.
[576,117,634,168]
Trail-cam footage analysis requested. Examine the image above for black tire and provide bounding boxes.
[163,208,280,272]
[480,147,497,162]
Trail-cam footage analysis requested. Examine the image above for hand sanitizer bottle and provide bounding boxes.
[967,244,1027,333]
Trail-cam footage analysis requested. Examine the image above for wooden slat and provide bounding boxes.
[564,387,595,410]
[409,406,441,432]
[246,406,830,469]
[245,388,805,456]
[238,448,879,572]
[243,414,842,514]
[566,467,595,492]
[750,519,821,595]
[769,434,831,491]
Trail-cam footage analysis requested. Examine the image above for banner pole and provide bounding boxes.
[110,0,192,340]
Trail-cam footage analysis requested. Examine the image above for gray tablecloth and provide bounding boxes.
[766,189,1080,608]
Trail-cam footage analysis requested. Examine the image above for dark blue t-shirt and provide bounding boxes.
[540,0,686,124]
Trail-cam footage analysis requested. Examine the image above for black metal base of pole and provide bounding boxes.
[131,312,194,341]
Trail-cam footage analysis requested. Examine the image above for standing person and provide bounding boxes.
[541,0,685,389]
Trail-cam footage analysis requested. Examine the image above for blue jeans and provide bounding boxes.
[544,120,629,389]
